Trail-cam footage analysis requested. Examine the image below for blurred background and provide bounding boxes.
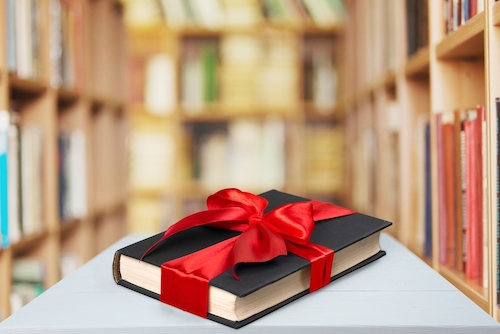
[4,0,499,323]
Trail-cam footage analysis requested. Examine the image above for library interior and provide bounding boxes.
[2,0,500,327]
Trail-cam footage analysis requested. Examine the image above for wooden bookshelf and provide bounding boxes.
[0,0,128,321]
[344,0,500,319]
[123,0,348,233]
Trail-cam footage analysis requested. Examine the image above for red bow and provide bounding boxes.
[141,188,355,318]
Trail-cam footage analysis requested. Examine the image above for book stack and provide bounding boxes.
[10,259,45,314]
[436,107,487,287]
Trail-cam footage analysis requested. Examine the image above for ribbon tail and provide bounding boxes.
[286,241,334,292]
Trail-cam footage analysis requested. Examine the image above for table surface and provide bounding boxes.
[1,233,499,334]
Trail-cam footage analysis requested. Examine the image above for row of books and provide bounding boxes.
[188,118,286,191]
[155,0,345,29]
[0,110,44,248]
[5,0,84,88]
[49,0,85,90]
[444,0,484,34]
[131,34,339,115]
[436,106,487,287]
[5,0,43,80]
[58,130,88,222]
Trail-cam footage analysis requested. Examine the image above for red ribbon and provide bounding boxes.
[141,188,355,318]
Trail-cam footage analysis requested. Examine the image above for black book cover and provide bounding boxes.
[114,190,392,328]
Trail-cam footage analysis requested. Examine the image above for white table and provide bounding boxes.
[1,233,499,333]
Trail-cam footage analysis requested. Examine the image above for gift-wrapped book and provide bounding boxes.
[113,189,392,328]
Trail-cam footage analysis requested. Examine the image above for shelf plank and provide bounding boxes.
[494,1,500,26]
[438,265,489,312]
[405,46,430,78]
[57,88,80,106]
[9,74,47,97]
[436,12,485,60]
[11,231,49,256]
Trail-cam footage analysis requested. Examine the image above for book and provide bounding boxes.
[113,189,392,328]
[496,97,500,305]
[8,112,21,244]
[0,111,9,248]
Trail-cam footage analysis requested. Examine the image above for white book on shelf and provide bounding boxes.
[8,115,21,243]
[159,0,188,28]
[189,0,224,29]
[144,54,176,116]
[262,117,285,189]
[15,0,33,79]
[67,130,87,219]
[227,120,263,190]
[200,132,228,190]
[181,55,204,113]
[20,126,43,236]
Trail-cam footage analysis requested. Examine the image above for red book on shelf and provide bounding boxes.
[453,109,464,272]
[464,108,482,281]
[436,113,447,265]
[442,117,456,269]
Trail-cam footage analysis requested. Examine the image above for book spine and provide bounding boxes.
[436,113,447,265]
[454,110,464,272]
[496,97,500,305]
[0,111,10,248]
[8,113,21,244]
[442,116,456,268]
[424,122,432,258]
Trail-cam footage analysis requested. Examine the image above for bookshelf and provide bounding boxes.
[344,0,500,319]
[123,0,349,234]
[0,0,128,321]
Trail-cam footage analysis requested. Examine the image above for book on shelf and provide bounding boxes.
[0,111,9,248]
[181,39,218,114]
[144,53,176,116]
[129,131,176,191]
[405,0,428,57]
[8,112,21,244]
[304,36,339,113]
[59,252,81,278]
[304,121,344,193]
[20,125,44,237]
[424,121,432,258]
[435,107,486,286]
[58,129,87,222]
[113,189,392,328]
[496,97,500,306]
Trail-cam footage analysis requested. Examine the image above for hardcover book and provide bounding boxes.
[113,189,392,328]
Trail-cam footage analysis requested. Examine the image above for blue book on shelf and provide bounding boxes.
[424,122,432,258]
[0,111,9,248]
